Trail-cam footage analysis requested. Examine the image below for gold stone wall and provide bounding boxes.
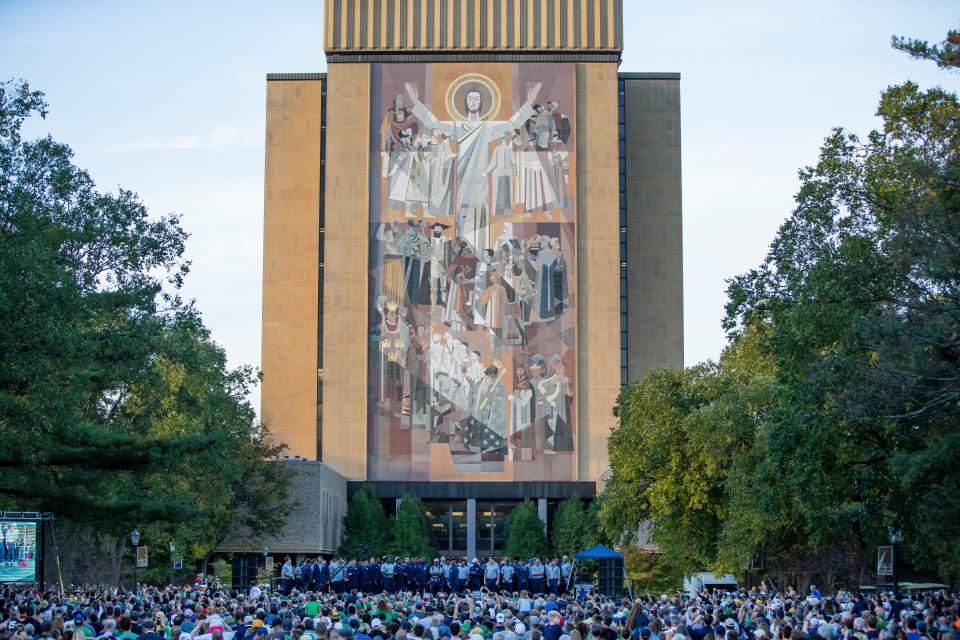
[261,80,323,459]
[575,62,620,482]
[320,64,372,479]
[262,66,622,482]
[262,1,632,484]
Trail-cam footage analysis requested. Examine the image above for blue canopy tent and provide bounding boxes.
[571,545,630,598]
[575,544,624,560]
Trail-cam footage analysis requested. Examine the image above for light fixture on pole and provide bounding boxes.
[169,540,176,586]
[262,546,269,586]
[889,527,902,595]
[130,529,141,596]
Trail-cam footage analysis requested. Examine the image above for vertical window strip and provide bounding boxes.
[618,78,628,388]
[318,77,328,460]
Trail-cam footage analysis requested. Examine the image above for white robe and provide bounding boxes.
[411,99,535,254]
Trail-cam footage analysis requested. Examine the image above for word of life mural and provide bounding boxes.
[367,63,577,481]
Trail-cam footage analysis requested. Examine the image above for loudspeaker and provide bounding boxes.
[230,555,260,590]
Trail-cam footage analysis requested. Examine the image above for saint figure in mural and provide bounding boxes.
[403,81,542,255]
[485,131,517,216]
[428,129,455,216]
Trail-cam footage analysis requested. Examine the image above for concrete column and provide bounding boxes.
[538,498,548,533]
[395,497,402,512]
[466,498,477,560]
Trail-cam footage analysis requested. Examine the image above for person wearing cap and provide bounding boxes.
[138,617,163,640]
[96,619,118,640]
[368,619,386,640]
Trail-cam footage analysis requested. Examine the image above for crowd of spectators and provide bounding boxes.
[1,575,957,640]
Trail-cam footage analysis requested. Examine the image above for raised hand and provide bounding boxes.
[527,82,542,103]
[404,82,419,102]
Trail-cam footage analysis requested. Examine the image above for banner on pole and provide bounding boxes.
[877,546,893,576]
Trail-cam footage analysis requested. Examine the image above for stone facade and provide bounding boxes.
[216,459,347,555]
[256,1,682,558]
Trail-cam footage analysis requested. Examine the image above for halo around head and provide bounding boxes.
[445,73,502,121]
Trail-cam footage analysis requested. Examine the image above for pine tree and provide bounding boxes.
[0,80,291,561]
[339,484,389,557]
[551,495,587,558]
[389,494,432,558]
[504,499,548,558]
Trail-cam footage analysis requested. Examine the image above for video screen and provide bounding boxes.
[0,521,38,583]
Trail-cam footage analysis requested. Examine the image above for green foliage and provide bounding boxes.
[601,326,775,577]
[0,79,291,570]
[211,558,232,585]
[581,497,607,549]
[339,483,389,557]
[892,29,960,70]
[624,548,684,595]
[601,27,960,586]
[551,495,591,558]
[389,494,432,558]
[504,498,548,558]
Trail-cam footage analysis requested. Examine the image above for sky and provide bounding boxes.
[3,1,959,414]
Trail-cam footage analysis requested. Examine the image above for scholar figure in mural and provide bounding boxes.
[403,80,542,255]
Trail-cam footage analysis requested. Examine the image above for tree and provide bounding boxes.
[0,79,291,582]
[504,499,548,559]
[724,28,960,583]
[624,548,684,595]
[600,325,775,578]
[892,29,960,70]
[551,495,589,558]
[339,484,389,557]
[389,494,432,558]
[601,26,960,587]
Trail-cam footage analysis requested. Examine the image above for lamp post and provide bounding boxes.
[262,546,269,590]
[131,529,141,596]
[889,528,902,595]
[169,540,176,587]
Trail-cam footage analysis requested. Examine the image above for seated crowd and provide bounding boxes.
[0,568,957,640]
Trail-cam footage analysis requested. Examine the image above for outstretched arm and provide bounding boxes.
[492,82,542,136]
[405,82,454,136]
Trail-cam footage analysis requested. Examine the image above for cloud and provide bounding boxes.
[97,125,258,153]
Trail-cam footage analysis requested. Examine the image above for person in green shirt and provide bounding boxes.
[305,595,322,618]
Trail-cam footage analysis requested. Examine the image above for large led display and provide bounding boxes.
[0,521,38,583]
[367,63,577,481]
